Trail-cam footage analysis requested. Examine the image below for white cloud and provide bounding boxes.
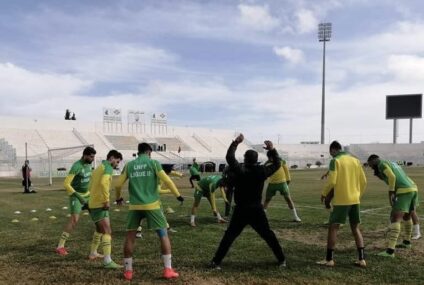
[0,63,96,120]
[3,1,424,145]
[60,44,178,82]
[238,4,280,32]
[387,54,424,82]
[0,62,235,121]
[352,21,424,54]
[144,80,233,104]
[0,62,91,105]
[296,9,318,34]
[273,46,305,64]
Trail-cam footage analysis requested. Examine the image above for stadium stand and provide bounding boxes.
[78,131,113,156]
[348,144,424,165]
[37,129,83,149]
[0,138,17,176]
[1,115,423,177]
[0,128,48,156]
[105,135,139,150]
[155,136,192,152]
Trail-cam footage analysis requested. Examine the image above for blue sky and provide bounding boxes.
[1,0,424,143]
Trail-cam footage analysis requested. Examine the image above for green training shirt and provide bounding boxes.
[69,159,92,194]
[198,175,221,193]
[124,154,163,207]
[378,160,417,193]
[190,163,200,176]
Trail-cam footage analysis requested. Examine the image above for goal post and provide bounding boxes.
[47,144,94,186]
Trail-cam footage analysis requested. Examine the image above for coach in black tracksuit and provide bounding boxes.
[211,133,286,267]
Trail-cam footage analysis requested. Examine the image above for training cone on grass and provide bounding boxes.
[49,216,57,220]
[31,217,39,222]
[114,209,120,212]
[166,207,175,214]
[46,208,52,212]
[66,214,71,217]
[11,219,19,223]
[14,211,21,214]
[62,206,68,210]
[30,209,37,213]
[83,212,89,216]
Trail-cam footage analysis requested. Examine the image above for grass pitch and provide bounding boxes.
[0,168,423,284]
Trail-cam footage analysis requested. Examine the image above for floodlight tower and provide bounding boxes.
[318,22,332,144]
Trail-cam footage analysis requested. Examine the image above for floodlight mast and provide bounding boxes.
[318,22,332,144]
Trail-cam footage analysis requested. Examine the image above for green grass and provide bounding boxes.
[0,168,423,284]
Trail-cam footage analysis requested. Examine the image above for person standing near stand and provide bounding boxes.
[189,158,201,188]
[22,160,35,193]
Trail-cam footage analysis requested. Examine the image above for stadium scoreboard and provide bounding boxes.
[386,94,422,119]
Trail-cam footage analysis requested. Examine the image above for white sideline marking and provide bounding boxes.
[168,196,394,214]
[360,206,391,213]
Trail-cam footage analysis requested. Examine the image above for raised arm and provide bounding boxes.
[263,140,281,178]
[226,134,244,172]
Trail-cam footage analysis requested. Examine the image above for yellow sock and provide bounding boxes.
[387,222,401,249]
[90,232,103,254]
[102,234,112,257]
[404,219,413,242]
[58,232,70,248]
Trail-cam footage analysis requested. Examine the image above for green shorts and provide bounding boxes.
[126,209,167,231]
[329,204,361,225]
[266,182,289,199]
[69,195,88,214]
[392,191,418,214]
[194,188,210,204]
[90,208,109,223]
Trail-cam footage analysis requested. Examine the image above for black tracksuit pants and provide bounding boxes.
[212,205,285,264]
[224,185,234,216]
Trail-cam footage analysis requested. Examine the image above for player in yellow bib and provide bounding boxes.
[317,141,367,268]
[263,154,301,222]
[87,150,123,269]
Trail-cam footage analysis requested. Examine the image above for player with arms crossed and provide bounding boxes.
[56,146,96,256]
[115,143,184,281]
